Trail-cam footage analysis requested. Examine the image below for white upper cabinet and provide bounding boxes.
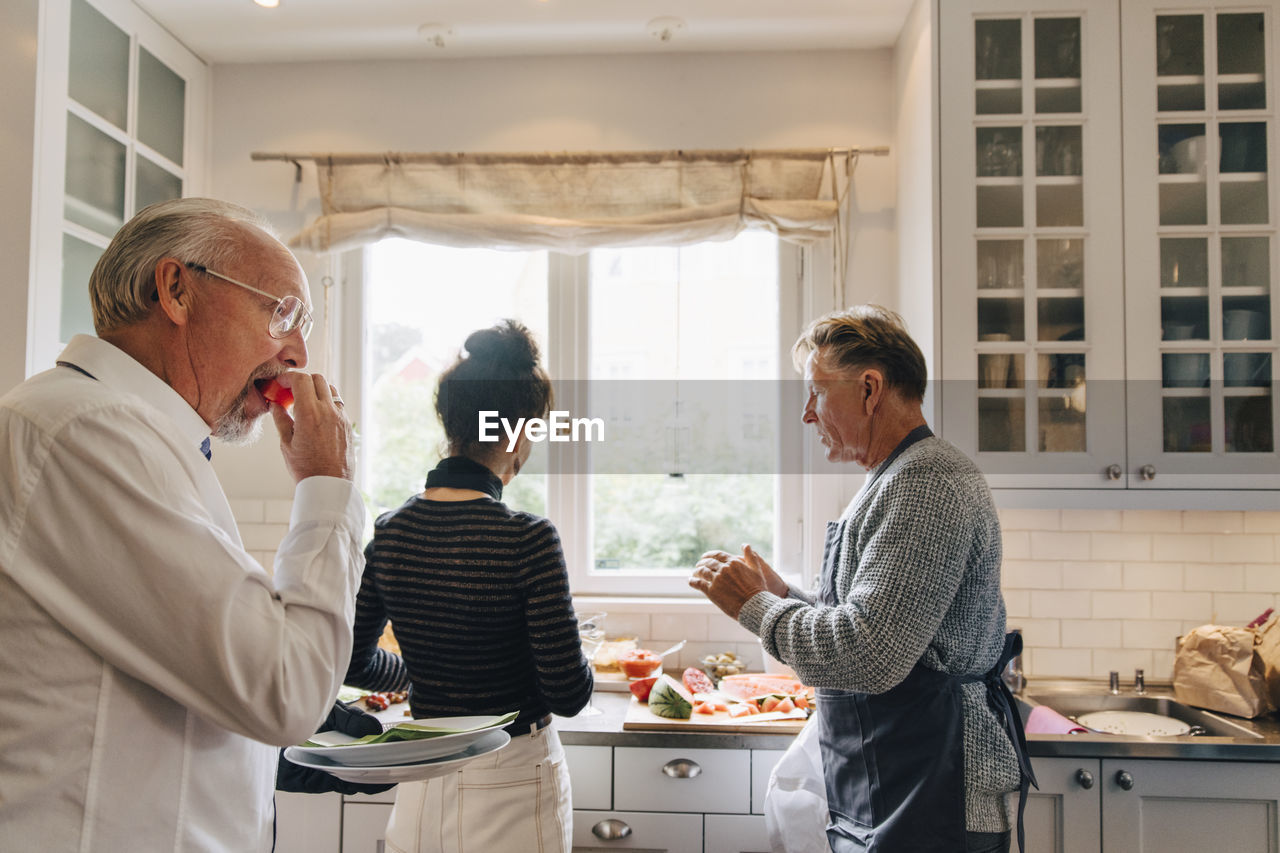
[937,0,1278,497]
[29,0,207,375]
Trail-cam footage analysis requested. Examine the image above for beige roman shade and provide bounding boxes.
[272,148,868,254]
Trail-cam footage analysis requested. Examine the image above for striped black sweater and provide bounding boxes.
[344,497,593,729]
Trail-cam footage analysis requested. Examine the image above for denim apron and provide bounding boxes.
[814,427,1036,852]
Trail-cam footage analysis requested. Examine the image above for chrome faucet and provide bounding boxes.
[1134,669,1146,695]
[1109,670,1120,695]
[1001,628,1025,694]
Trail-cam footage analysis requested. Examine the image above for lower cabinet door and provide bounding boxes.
[1025,757,1102,853]
[1101,759,1280,852]
[274,791,342,853]
[565,744,614,811]
[704,813,770,853]
[750,750,786,815]
[342,802,394,853]
[613,747,750,814]
[572,810,702,853]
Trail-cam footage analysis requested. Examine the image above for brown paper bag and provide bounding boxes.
[1172,622,1274,719]
[1256,613,1280,710]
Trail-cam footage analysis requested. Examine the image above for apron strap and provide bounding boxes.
[961,631,1038,853]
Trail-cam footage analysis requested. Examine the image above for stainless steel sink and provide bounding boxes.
[1019,690,1263,739]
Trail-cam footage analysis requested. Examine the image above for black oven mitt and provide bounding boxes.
[275,700,396,795]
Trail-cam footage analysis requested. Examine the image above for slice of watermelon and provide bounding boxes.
[629,675,660,702]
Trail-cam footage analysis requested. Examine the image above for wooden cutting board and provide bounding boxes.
[622,695,810,734]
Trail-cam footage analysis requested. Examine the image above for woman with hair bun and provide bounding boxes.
[344,320,593,853]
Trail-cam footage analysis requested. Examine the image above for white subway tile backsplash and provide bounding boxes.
[1212,592,1275,625]
[1244,565,1280,594]
[1061,561,1123,590]
[1090,532,1152,562]
[1091,648,1152,679]
[653,613,707,642]
[1182,511,1245,534]
[1001,530,1031,560]
[1062,619,1121,648]
[1122,620,1183,650]
[239,523,288,551]
[1121,511,1183,533]
[1151,650,1176,681]
[1002,560,1062,589]
[1003,589,1031,619]
[606,612,651,641]
[1091,591,1151,619]
[229,499,264,523]
[1030,532,1091,562]
[999,509,1060,531]
[1211,534,1276,564]
[1151,591,1213,621]
[1029,648,1092,678]
[1152,534,1214,563]
[1243,512,1280,533]
[1014,618,1061,648]
[1122,562,1183,591]
[1184,563,1244,591]
[265,499,294,524]
[1061,510,1123,532]
[1030,590,1092,619]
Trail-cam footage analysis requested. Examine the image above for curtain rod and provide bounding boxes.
[251,146,890,181]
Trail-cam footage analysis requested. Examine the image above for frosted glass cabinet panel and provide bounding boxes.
[941,0,1127,488]
[1122,1,1279,488]
[29,0,205,369]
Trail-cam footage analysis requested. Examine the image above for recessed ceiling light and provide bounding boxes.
[253,0,280,8]
[417,22,453,48]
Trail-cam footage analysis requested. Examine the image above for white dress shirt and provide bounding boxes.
[0,336,365,852]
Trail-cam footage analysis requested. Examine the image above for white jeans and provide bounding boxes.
[384,724,572,853]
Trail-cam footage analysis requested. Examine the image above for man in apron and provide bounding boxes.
[691,305,1034,853]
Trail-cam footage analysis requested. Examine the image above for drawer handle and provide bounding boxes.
[592,819,633,840]
[662,758,702,778]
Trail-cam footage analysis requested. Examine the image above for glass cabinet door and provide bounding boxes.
[1123,3,1278,489]
[28,0,205,375]
[940,0,1126,488]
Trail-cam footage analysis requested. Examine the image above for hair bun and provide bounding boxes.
[463,320,539,372]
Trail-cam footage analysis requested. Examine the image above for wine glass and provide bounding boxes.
[577,611,607,717]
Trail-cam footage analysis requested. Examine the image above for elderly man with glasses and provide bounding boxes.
[0,198,399,851]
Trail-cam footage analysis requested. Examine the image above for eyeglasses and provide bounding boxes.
[184,261,314,341]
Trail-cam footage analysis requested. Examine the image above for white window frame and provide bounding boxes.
[343,238,845,597]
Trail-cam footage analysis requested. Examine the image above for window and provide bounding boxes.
[361,232,803,595]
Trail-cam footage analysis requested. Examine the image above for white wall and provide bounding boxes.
[206,48,899,498]
[2,0,39,394]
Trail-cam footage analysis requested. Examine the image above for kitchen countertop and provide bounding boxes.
[553,682,1280,760]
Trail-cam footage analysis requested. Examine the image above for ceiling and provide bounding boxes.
[134,0,916,65]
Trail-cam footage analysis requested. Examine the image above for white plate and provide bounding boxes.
[283,730,511,784]
[293,714,516,766]
[1075,710,1192,737]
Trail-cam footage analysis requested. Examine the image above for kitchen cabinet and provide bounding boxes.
[1025,756,1280,852]
[28,0,208,375]
[937,0,1278,496]
[274,792,342,853]
[342,800,394,853]
[565,743,787,852]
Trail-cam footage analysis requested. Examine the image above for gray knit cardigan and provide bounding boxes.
[738,436,1021,832]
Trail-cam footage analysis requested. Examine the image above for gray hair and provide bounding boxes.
[792,304,928,403]
[89,197,284,334]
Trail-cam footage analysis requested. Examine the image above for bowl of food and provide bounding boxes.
[699,651,747,683]
[618,649,663,679]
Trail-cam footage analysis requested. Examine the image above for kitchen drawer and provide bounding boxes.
[342,802,393,853]
[345,789,397,805]
[572,809,702,853]
[704,814,771,853]
[750,749,785,815]
[566,744,613,811]
[614,747,749,814]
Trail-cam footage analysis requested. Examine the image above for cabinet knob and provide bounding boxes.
[1105,464,1123,481]
[591,819,633,840]
[1115,770,1135,791]
[1076,769,1095,789]
[662,758,702,778]
[1139,464,1157,481]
